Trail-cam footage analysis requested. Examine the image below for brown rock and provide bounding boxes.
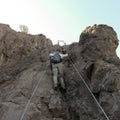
[0,23,53,66]
[0,23,120,120]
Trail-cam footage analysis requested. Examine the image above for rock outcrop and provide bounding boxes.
[65,24,120,120]
[0,23,52,66]
[0,23,120,120]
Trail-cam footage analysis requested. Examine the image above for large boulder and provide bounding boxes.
[65,24,120,120]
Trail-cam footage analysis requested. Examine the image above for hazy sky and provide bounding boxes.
[0,0,120,57]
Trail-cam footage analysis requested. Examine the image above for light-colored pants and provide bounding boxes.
[52,62,65,89]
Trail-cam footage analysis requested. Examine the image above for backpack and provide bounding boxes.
[50,53,61,63]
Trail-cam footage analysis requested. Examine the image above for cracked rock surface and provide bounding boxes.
[0,23,120,120]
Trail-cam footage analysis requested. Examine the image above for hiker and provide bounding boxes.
[49,48,68,90]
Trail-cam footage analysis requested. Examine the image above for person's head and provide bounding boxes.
[62,48,67,54]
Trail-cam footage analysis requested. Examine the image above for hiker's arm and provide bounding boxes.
[60,53,68,59]
[49,53,54,57]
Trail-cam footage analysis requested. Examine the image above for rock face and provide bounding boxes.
[0,23,120,120]
[66,24,120,120]
[0,23,53,66]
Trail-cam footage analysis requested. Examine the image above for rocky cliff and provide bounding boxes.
[0,23,120,120]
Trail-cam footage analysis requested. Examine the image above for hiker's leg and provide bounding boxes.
[58,63,66,89]
[52,65,58,89]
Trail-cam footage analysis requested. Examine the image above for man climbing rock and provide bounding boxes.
[49,47,68,91]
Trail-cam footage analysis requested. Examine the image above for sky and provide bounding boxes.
[0,0,120,57]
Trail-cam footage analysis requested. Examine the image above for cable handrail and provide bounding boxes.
[20,64,49,120]
[19,55,110,120]
[69,57,110,120]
